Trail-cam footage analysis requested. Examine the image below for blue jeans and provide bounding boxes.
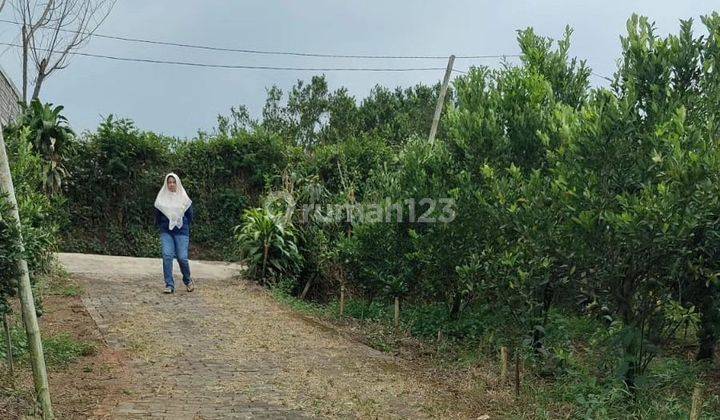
[160,232,192,290]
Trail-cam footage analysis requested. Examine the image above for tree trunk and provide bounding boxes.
[624,359,637,392]
[697,330,716,361]
[696,282,718,361]
[619,277,634,325]
[29,57,49,101]
[449,291,462,319]
[31,70,46,101]
[532,280,555,355]
[0,131,54,418]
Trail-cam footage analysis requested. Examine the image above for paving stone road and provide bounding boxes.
[59,253,452,419]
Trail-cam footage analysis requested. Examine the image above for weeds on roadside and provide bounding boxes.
[270,286,720,418]
[1,323,95,367]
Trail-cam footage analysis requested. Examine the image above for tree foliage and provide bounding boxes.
[57,14,720,413]
[5,100,75,195]
[0,126,60,319]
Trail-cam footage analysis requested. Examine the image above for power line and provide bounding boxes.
[0,18,519,60]
[456,68,615,81]
[0,42,451,72]
[0,30,18,58]
[591,71,612,82]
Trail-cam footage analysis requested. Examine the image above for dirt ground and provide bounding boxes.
[53,252,501,419]
[1,293,131,419]
[1,253,505,419]
[4,252,717,418]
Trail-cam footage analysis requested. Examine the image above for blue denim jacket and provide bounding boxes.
[155,205,193,236]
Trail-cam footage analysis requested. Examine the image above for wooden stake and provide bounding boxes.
[261,242,269,284]
[299,278,312,300]
[339,284,345,316]
[514,351,521,396]
[3,313,13,375]
[500,346,509,382]
[394,296,400,328]
[0,130,53,418]
[428,55,456,144]
[690,383,703,420]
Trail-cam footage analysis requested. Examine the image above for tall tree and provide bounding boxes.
[14,0,116,101]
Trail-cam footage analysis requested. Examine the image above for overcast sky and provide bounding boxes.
[0,0,716,138]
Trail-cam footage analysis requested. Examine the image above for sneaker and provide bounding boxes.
[186,281,195,292]
[163,287,174,294]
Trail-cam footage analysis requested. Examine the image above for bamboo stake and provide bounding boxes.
[299,278,312,300]
[394,296,400,328]
[690,383,703,420]
[0,130,53,418]
[261,242,269,284]
[3,313,13,375]
[514,351,521,396]
[500,346,509,382]
[339,284,345,316]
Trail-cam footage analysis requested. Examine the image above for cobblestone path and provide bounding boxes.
[59,253,452,419]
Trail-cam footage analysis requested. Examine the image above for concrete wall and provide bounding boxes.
[0,67,21,126]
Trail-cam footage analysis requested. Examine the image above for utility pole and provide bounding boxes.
[22,24,27,103]
[0,131,53,419]
[428,54,455,144]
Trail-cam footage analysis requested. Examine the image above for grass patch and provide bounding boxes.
[271,287,402,352]
[270,289,720,418]
[271,286,325,317]
[517,355,719,418]
[53,283,83,297]
[42,264,83,297]
[1,324,96,368]
[43,333,97,366]
[0,322,26,363]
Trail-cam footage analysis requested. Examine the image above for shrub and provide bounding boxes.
[0,195,22,317]
[234,206,302,283]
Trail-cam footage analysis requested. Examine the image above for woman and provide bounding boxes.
[154,173,195,294]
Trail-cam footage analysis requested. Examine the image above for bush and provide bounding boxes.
[1,127,59,318]
[0,195,22,317]
[234,206,302,283]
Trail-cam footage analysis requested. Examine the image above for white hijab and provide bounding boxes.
[154,173,192,230]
